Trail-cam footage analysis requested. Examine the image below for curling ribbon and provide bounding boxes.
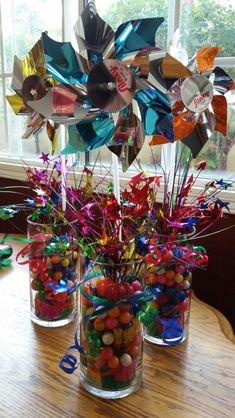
[60,286,162,374]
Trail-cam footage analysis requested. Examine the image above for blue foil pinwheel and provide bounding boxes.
[6,1,234,171]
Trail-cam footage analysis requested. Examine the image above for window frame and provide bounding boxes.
[0,0,235,212]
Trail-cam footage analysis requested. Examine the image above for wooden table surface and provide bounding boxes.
[0,238,235,418]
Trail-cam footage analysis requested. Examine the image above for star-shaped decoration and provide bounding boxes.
[40,152,50,164]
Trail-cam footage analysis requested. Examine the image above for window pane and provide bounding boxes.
[180,0,235,58]
[0,79,9,154]
[2,0,62,73]
[1,0,63,158]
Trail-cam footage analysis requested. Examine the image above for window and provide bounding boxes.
[0,0,77,164]
[0,0,235,208]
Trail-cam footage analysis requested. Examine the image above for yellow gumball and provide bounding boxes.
[61,258,70,267]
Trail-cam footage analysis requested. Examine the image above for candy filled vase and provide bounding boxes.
[27,216,79,327]
[79,259,145,399]
[144,232,208,345]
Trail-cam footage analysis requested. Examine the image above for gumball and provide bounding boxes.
[173,248,183,258]
[100,347,113,361]
[96,357,106,367]
[185,271,192,281]
[177,299,189,313]
[176,265,185,274]
[181,280,191,290]
[157,274,167,285]
[50,255,61,264]
[69,271,77,281]
[102,332,114,345]
[165,270,176,280]
[116,284,125,299]
[53,271,63,281]
[105,317,119,329]
[107,355,119,369]
[120,353,132,367]
[108,306,120,318]
[123,282,134,298]
[61,258,70,267]
[96,277,113,298]
[175,274,184,283]
[105,284,120,300]
[119,312,131,324]
[177,290,186,303]
[132,280,143,292]
[94,317,105,331]
[129,345,139,358]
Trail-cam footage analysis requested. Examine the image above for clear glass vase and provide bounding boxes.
[27,216,79,327]
[79,259,145,399]
[144,231,207,345]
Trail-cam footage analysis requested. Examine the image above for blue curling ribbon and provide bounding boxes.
[157,317,184,345]
[59,331,84,374]
[59,354,78,374]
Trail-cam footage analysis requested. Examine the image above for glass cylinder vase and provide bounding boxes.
[79,259,145,399]
[27,216,79,327]
[144,232,208,345]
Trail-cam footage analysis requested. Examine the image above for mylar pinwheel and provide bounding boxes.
[6,1,234,170]
[150,46,235,157]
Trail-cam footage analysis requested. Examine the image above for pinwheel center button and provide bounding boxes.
[87,59,136,113]
[181,75,213,113]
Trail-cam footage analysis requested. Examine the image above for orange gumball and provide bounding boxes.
[108,306,120,318]
[165,270,176,280]
[107,355,120,369]
[53,271,63,281]
[129,345,139,358]
[119,312,131,324]
[50,255,61,264]
[96,277,114,297]
[93,317,105,331]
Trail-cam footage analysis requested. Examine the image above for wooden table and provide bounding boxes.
[0,238,235,418]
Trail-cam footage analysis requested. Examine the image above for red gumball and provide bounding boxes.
[123,282,134,298]
[177,299,189,313]
[105,283,120,300]
[132,280,143,292]
[100,347,114,361]
[106,317,119,329]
